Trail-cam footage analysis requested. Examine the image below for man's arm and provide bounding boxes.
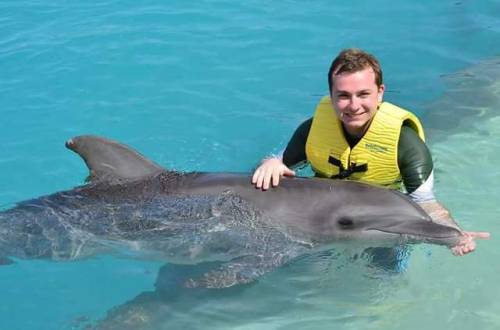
[398,127,458,225]
[252,118,312,189]
[398,127,490,255]
[282,118,312,167]
[418,200,490,255]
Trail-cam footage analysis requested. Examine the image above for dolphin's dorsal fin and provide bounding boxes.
[66,135,164,183]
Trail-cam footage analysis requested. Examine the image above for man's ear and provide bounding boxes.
[378,84,385,102]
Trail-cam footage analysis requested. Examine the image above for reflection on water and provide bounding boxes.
[95,248,409,329]
[424,58,500,138]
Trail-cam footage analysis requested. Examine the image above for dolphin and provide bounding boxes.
[0,135,464,288]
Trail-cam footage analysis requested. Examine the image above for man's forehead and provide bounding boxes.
[331,69,378,91]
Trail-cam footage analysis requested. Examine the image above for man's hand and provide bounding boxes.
[418,201,490,256]
[252,157,295,190]
[451,231,490,256]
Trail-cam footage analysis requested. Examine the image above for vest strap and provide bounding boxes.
[328,156,368,179]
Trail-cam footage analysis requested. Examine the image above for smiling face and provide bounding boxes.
[330,67,385,138]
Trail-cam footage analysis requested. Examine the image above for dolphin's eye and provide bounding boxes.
[338,217,354,228]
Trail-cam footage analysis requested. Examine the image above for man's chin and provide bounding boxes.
[341,120,371,136]
[342,121,366,130]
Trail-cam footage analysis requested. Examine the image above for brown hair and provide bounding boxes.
[328,48,383,93]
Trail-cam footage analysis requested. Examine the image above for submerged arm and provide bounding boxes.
[418,199,490,256]
[398,127,490,255]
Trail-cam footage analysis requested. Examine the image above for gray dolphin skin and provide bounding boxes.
[0,135,463,288]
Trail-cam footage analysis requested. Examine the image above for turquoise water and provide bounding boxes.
[1,0,499,329]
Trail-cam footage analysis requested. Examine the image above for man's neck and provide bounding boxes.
[341,125,363,148]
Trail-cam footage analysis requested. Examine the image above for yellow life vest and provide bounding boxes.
[305,96,425,189]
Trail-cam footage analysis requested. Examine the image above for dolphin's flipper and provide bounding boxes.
[184,253,296,289]
[65,135,164,183]
[95,262,263,329]
[95,263,251,329]
[95,291,166,330]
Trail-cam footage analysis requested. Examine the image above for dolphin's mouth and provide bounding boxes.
[364,220,463,242]
[365,227,461,239]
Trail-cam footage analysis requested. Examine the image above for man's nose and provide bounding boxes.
[348,96,361,110]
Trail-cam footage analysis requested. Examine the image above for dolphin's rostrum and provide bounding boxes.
[0,135,463,288]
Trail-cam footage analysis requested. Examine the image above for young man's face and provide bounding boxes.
[330,67,385,137]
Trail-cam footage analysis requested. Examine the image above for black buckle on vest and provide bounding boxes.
[328,156,368,179]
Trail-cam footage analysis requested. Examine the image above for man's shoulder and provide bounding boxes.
[288,117,313,141]
[399,124,426,144]
[297,117,313,132]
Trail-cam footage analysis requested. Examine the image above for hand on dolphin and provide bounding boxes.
[252,157,295,190]
[418,201,490,256]
[452,231,490,256]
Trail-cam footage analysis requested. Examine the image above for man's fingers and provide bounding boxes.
[251,169,260,184]
[255,172,265,189]
[469,231,490,239]
[251,158,291,190]
[452,246,463,256]
[462,243,475,254]
[262,171,273,190]
[272,171,280,187]
[252,159,294,190]
[452,236,478,256]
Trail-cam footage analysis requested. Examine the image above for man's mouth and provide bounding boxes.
[343,112,365,119]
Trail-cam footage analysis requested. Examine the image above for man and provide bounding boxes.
[252,48,488,256]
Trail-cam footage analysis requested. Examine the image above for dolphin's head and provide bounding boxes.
[306,181,463,247]
[320,211,463,247]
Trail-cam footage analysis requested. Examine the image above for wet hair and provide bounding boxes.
[327,48,383,93]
